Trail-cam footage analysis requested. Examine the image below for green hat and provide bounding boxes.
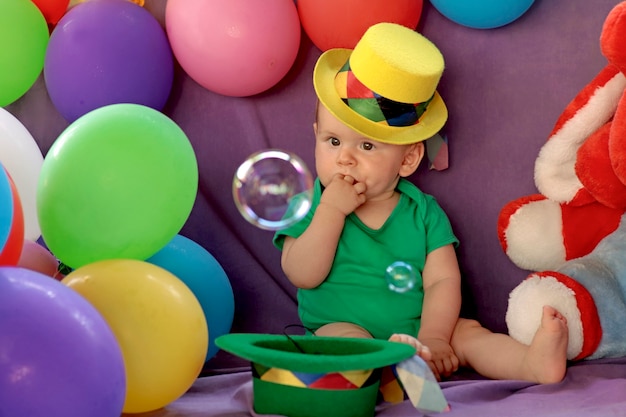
[216,333,415,417]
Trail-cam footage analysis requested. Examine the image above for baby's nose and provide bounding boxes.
[337,148,356,165]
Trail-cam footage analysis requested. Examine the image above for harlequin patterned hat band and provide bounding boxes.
[252,362,379,390]
[334,59,434,128]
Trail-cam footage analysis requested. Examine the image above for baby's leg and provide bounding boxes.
[452,306,568,384]
[315,323,432,361]
[314,322,372,338]
[315,324,432,361]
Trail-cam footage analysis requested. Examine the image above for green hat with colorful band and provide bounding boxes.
[313,22,447,145]
[215,333,416,417]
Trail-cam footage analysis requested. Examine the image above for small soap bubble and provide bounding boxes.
[233,149,313,231]
[385,261,417,293]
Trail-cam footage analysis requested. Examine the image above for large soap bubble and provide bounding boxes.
[233,149,313,231]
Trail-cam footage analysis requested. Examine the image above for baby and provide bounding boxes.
[274,22,568,383]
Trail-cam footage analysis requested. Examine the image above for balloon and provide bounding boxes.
[297,0,423,51]
[0,171,25,266]
[166,0,301,97]
[0,267,126,417]
[69,0,145,5]
[44,0,174,122]
[429,0,536,29]
[37,103,198,269]
[0,0,49,106]
[31,0,70,24]
[0,108,44,241]
[0,166,13,252]
[147,234,235,362]
[62,259,208,413]
[0,0,49,107]
[17,240,59,277]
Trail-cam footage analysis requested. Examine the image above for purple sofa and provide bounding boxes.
[8,0,626,415]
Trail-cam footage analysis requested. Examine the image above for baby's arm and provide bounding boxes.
[417,244,462,380]
[281,174,366,288]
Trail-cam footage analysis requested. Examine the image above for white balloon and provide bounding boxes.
[0,108,44,241]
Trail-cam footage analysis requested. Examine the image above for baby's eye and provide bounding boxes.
[329,137,340,146]
[361,142,375,151]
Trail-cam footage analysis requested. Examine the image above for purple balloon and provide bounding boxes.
[44,0,174,122]
[0,267,126,417]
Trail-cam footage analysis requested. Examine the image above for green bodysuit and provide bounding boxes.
[273,178,458,340]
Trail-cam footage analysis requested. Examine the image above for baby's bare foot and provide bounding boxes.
[522,305,569,384]
[389,333,432,361]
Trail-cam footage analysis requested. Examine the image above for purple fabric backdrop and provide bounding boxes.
[132,357,626,417]
[6,0,626,402]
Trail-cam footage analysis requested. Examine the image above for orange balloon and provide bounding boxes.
[0,171,24,266]
[297,0,423,51]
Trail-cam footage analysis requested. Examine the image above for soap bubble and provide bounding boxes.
[233,149,313,231]
[385,261,417,293]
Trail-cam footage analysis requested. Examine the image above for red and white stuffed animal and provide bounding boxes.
[498,1,626,361]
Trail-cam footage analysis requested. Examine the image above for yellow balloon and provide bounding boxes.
[62,259,208,413]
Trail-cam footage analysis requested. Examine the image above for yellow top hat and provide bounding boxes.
[313,22,447,145]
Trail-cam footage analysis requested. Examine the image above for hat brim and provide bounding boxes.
[313,49,448,145]
[216,333,415,373]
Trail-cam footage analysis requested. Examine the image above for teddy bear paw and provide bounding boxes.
[499,195,624,272]
[506,271,602,361]
[498,195,567,271]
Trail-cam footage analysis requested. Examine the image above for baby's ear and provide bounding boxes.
[399,142,425,177]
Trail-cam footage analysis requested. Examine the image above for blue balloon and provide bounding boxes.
[0,166,13,252]
[0,267,126,417]
[430,0,535,29]
[147,234,235,362]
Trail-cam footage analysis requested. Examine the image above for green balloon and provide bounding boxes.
[0,0,49,106]
[37,104,199,268]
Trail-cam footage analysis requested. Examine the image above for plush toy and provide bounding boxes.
[498,1,626,361]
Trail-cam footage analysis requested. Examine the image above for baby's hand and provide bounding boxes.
[389,333,432,362]
[320,174,366,216]
[420,338,459,381]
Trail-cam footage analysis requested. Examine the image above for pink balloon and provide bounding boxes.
[17,240,60,278]
[165,0,301,97]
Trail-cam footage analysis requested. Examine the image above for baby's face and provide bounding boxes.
[313,103,416,202]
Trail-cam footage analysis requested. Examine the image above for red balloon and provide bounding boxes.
[297,0,423,51]
[0,171,24,266]
[31,0,70,25]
